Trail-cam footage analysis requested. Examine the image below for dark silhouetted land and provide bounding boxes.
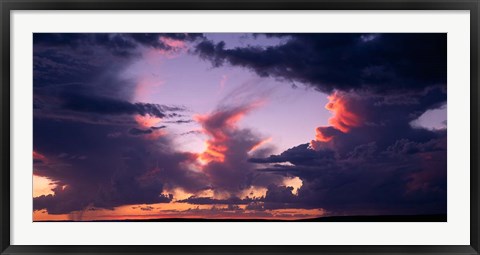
[35,214,447,222]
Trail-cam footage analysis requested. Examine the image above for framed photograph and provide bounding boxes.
[1,0,479,254]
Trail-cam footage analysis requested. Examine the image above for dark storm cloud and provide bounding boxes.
[259,141,446,215]
[34,90,186,126]
[252,90,447,215]
[386,138,445,155]
[33,33,189,126]
[250,143,335,166]
[34,33,204,57]
[33,120,209,215]
[129,128,153,135]
[61,92,182,118]
[195,33,446,94]
[33,33,203,99]
[236,46,448,215]
[263,185,297,203]
[262,185,306,210]
[33,33,448,217]
[317,89,446,155]
[129,126,167,136]
[33,33,211,215]
[34,186,173,214]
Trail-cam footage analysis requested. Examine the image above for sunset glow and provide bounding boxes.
[194,103,261,165]
[134,114,162,128]
[33,175,55,198]
[33,33,447,221]
[249,137,272,152]
[310,92,363,150]
[326,92,362,133]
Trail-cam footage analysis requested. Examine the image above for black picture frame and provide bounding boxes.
[1,0,479,254]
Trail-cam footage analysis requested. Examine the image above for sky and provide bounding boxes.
[33,33,447,221]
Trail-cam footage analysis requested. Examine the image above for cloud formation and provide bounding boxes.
[195,33,446,94]
[33,33,447,219]
[252,89,447,215]
[33,33,210,215]
[194,100,283,195]
[34,33,204,57]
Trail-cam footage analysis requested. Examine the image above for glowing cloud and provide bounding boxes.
[192,100,279,195]
[153,36,188,58]
[194,103,259,165]
[33,151,58,198]
[33,150,47,163]
[310,92,362,150]
[159,36,186,50]
[135,114,162,128]
[33,175,56,198]
[325,92,362,133]
[133,114,166,140]
[144,129,167,140]
[314,127,334,142]
[249,137,272,152]
[282,176,303,195]
[198,142,227,164]
[239,186,268,199]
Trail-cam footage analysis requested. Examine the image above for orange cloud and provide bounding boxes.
[132,114,166,140]
[33,175,56,198]
[283,176,303,195]
[326,92,362,133]
[149,36,188,58]
[194,103,260,165]
[249,137,272,152]
[33,209,69,221]
[33,150,58,199]
[197,142,227,164]
[314,127,334,142]
[310,92,362,150]
[134,114,162,128]
[159,36,186,50]
[33,150,47,163]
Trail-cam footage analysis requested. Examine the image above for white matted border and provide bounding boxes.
[11,10,470,245]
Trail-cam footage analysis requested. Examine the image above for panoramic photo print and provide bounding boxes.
[33,33,447,221]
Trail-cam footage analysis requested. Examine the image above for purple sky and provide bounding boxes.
[121,34,332,155]
[33,33,447,221]
[121,34,445,154]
